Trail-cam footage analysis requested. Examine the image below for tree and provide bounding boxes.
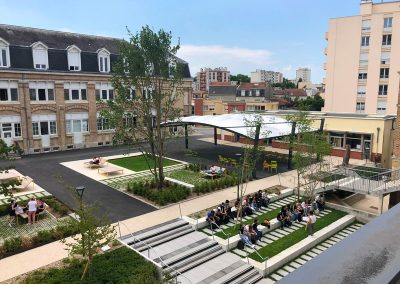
[62,193,116,280]
[272,78,296,89]
[230,74,250,84]
[295,94,325,111]
[286,112,332,201]
[0,139,21,198]
[103,26,186,189]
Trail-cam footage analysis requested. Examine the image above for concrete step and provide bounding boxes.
[166,246,226,276]
[209,263,253,284]
[136,226,194,252]
[229,268,262,284]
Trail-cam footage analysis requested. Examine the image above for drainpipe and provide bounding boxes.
[21,73,30,155]
[376,127,380,164]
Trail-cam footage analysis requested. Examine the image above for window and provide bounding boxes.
[361,20,371,31]
[0,38,10,68]
[203,105,209,111]
[0,80,18,101]
[382,34,392,46]
[381,52,390,64]
[329,132,344,148]
[377,101,387,114]
[67,45,81,71]
[380,68,389,79]
[358,73,367,80]
[95,83,113,101]
[255,90,260,96]
[378,85,388,96]
[29,81,54,101]
[384,17,392,29]
[65,119,89,133]
[97,48,110,73]
[32,122,39,136]
[97,117,113,131]
[346,133,362,150]
[14,123,21,137]
[357,86,366,97]
[356,102,365,113]
[361,36,370,47]
[31,42,48,70]
[32,121,56,136]
[124,113,137,128]
[241,90,245,97]
[64,82,87,101]
[359,53,368,66]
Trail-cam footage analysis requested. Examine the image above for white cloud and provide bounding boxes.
[177,44,273,76]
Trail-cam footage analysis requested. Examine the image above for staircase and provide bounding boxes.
[119,218,264,284]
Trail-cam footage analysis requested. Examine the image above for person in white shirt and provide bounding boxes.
[307,211,317,237]
[27,197,37,224]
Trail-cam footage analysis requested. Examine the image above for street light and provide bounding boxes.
[75,186,85,199]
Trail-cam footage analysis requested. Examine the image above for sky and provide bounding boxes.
[0,0,362,82]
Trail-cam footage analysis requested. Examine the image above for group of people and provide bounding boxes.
[206,190,272,229]
[8,197,47,227]
[89,157,100,165]
[238,218,266,249]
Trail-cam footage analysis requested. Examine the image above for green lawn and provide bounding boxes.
[165,169,206,186]
[249,209,347,261]
[23,247,161,284]
[108,155,180,172]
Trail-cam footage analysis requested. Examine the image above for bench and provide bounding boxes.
[14,176,34,191]
[84,158,106,169]
[98,166,124,176]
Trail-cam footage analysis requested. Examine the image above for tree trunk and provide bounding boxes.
[343,144,350,166]
[81,258,91,280]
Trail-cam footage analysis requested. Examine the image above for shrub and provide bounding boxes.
[4,236,22,253]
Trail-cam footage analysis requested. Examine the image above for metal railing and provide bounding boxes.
[209,222,231,251]
[117,221,193,284]
[245,246,269,275]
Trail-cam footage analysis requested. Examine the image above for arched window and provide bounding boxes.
[0,38,10,68]
[31,42,48,70]
[97,48,110,73]
[67,45,81,71]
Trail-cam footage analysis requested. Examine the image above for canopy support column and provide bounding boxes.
[288,122,297,170]
[214,127,218,145]
[184,124,188,149]
[252,123,261,179]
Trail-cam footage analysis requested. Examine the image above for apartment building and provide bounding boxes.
[0,24,192,154]
[296,67,311,83]
[323,0,400,114]
[196,67,230,92]
[236,82,273,102]
[250,69,283,84]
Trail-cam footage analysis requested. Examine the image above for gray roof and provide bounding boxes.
[0,24,122,54]
[279,202,400,284]
[209,85,237,96]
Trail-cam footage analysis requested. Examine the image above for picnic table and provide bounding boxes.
[98,166,124,176]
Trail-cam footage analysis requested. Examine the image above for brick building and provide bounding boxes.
[0,24,192,154]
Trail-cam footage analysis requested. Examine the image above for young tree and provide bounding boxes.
[286,112,332,201]
[62,193,116,280]
[0,139,21,198]
[103,26,186,189]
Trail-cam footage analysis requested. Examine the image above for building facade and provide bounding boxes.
[250,69,283,84]
[236,82,273,102]
[296,67,311,83]
[193,99,279,116]
[0,25,192,154]
[323,0,400,115]
[196,67,230,92]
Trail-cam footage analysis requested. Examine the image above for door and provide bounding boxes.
[1,123,13,146]
[40,121,50,147]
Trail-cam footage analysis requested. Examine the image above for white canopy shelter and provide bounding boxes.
[175,113,301,139]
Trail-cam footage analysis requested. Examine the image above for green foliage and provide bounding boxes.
[41,196,70,216]
[272,78,296,89]
[294,94,325,111]
[230,74,250,84]
[4,236,22,253]
[23,247,161,284]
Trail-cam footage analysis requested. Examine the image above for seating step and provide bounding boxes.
[229,268,262,284]
[209,263,253,284]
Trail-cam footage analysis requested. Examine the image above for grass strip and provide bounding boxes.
[165,169,205,186]
[108,154,180,172]
[249,209,347,261]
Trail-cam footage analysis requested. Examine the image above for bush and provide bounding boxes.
[41,196,70,216]
[4,236,22,253]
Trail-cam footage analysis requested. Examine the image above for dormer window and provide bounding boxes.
[0,38,10,68]
[31,42,48,70]
[97,48,110,73]
[67,45,81,71]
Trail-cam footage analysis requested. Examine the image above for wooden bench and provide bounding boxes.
[98,166,124,176]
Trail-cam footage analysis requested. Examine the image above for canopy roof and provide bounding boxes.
[173,113,306,139]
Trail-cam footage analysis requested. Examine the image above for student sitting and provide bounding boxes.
[36,200,47,214]
[261,190,270,207]
[244,224,257,244]
[90,157,100,165]
[242,196,253,216]
[252,219,262,241]
[215,208,229,224]
[277,211,285,230]
[239,227,255,249]
[206,210,219,229]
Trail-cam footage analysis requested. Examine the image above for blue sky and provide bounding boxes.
[1,0,361,82]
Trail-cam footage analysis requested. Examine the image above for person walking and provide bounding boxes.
[308,211,317,237]
[27,197,37,225]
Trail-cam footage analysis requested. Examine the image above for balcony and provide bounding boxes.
[324,47,328,55]
[323,63,327,70]
[325,32,329,41]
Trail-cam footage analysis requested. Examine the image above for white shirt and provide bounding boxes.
[15,206,24,215]
[309,215,317,224]
[28,200,37,212]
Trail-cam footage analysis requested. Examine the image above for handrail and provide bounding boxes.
[118,221,193,284]
[210,222,231,250]
[245,245,269,275]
